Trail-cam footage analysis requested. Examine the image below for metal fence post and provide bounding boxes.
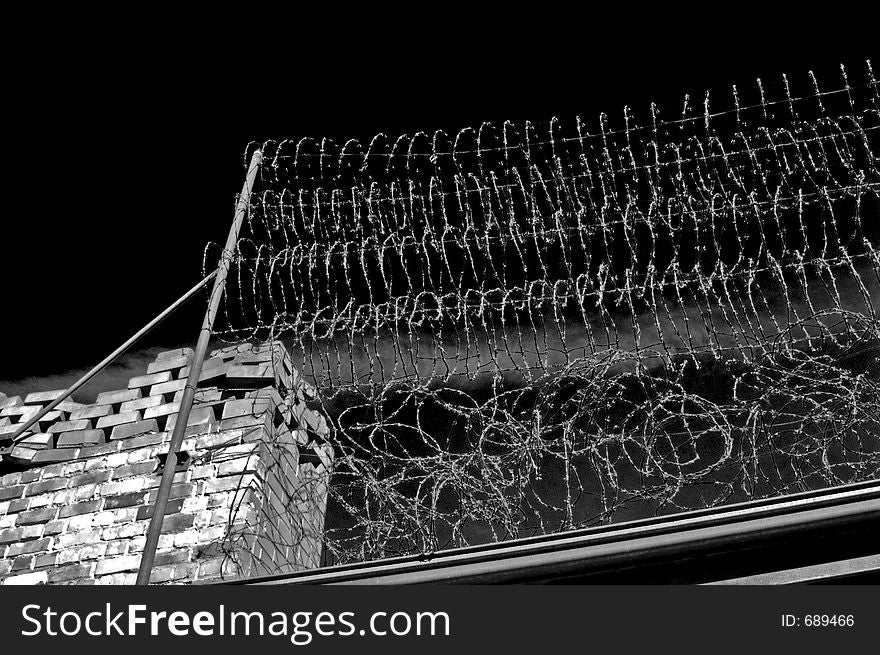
[136,149,263,584]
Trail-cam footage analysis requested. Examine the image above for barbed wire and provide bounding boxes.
[207,60,880,567]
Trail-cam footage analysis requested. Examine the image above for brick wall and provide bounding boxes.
[0,342,333,585]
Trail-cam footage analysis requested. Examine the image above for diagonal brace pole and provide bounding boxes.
[136,149,263,585]
[4,270,218,447]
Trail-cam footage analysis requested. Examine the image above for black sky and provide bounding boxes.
[1,26,875,384]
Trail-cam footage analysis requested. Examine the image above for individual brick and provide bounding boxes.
[54,400,87,413]
[0,524,42,545]
[24,477,67,496]
[1,404,42,421]
[47,418,91,434]
[194,524,227,545]
[35,411,65,432]
[94,554,141,576]
[111,460,158,480]
[16,507,57,526]
[236,349,282,365]
[144,402,181,421]
[136,498,184,521]
[222,397,276,420]
[0,470,22,486]
[203,474,255,494]
[32,449,80,464]
[91,506,139,527]
[245,388,284,407]
[219,414,273,434]
[58,499,103,518]
[278,426,309,446]
[46,487,77,506]
[181,496,209,514]
[11,555,34,571]
[100,473,148,496]
[23,389,68,405]
[68,487,97,506]
[62,461,88,477]
[239,342,289,361]
[68,404,113,422]
[20,469,42,483]
[59,460,88,478]
[48,563,94,583]
[147,565,178,584]
[120,395,164,413]
[57,429,106,448]
[109,418,160,441]
[147,354,192,375]
[203,354,229,371]
[6,537,52,558]
[105,522,147,540]
[23,492,52,510]
[155,347,194,362]
[217,455,257,477]
[117,432,167,451]
[153,548,190,566]
[96,410,143,430]
[0,395,23,410]
[5,497,30,514]
[145,482,195,503]
[78,443,120,459]
[42,520,66,536]
[180,388,224,405]
[159,513,195,534]
[55,528,102,549]
[69,470,112,488]
[0,423,23,439]
[103,491,147,510]
[105,539,128,557]
[33,552,59,570]
[1,446,29,467]
[84,544,115,562]
[173,530,200,548]
[225,363,276,386]
[150,379,187,399]
[166,406,216,432]
[195,360,231,386]
[188,464,216,481]
[2,570,48,585]
[210,343,251,359]
[102,452,130,469]
[96,388,143,406]
[18,433,54,450]
[128,371,171,390]
[96,572,138,585]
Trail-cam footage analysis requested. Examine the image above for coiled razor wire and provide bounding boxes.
[206,62,880,565]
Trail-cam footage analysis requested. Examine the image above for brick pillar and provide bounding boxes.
[0,342,333,585]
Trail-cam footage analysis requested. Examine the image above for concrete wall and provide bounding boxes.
[0,342,333,584]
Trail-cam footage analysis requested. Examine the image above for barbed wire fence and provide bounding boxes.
[205,61,880,567]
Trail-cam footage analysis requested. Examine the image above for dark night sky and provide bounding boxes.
[1,26,874,396]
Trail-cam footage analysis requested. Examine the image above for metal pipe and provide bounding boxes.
[230,480,880,585]
[705,553,880,584]
[358,497,878,584]
[136,149,263,585]
[6,270,218,445]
